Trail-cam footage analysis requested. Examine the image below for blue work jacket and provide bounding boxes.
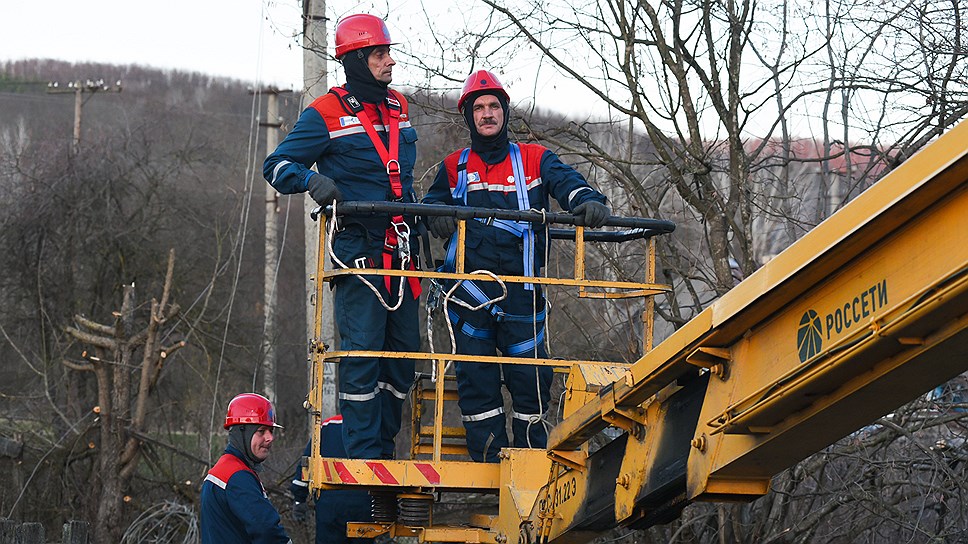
[201,445,291,544]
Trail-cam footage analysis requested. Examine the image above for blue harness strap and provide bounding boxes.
[442,144,537,290]
[447,286,546,347]
[440,148,471,274]
[453,148,472,205]
[506,327,545,356]
[508,144,536,288]
[452,279,546,323]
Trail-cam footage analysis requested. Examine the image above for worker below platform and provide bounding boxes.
[422,70,611,462]
[201,393,292,544]
[262,13,420,460]
[291,415,372,544]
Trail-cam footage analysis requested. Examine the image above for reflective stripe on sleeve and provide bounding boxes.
[270,160,292,186]
[204,474,228,490]
[567,187,592,205]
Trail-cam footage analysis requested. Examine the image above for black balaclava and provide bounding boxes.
[342,46,389,104]
[228,424,264,469]
[462,90,510,164]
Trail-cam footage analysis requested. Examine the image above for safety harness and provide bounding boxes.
[329,87,421,299]
[442,143,537,290]
[433,143,546,357]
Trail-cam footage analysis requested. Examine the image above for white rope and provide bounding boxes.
[425,210,554,446]
[325,200,408,312]
[441,269,508,362]
[525,211,553,445]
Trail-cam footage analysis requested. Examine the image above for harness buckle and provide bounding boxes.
[426,279,444,313]
[386,159,401,176]
[392,221,411,261]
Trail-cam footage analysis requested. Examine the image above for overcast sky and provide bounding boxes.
[3,0,306,88]
[2,0,608,118]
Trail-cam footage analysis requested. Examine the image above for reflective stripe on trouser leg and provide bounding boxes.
[497,287,550,449]
[378,285,419,459]
[334,263,419,460]
[506,364,553,449]
[453,370,508,464]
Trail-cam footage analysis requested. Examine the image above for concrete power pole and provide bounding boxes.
[46,79,122,154]
[303,0,338,420]
[258,88,291,403]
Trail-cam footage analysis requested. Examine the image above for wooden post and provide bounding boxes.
[258,88,291,403]
[302,0,337,423]
[46,79,122,155]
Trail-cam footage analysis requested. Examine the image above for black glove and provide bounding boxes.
[306,174,343,206]
[572,201,610,228]
[292,501,309,523]
[428,215,458,239]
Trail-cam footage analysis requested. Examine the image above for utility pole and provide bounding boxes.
[303,0,337,420]
[257,87,292,404]
[47,79,122,154]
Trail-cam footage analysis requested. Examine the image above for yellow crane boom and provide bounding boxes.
[305,119,968,543]
[540,119,968,538]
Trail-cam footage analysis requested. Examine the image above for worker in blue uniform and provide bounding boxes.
[201,393,292,544]
[422,70,611,462]
[290,415,373,544]
[262,13,420,460]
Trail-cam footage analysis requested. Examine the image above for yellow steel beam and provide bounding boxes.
[432,357,447,461]
[551,120,968,456]
[707,274,968,436]
[417,425,466,438]
[644,237,656,351]
[682,120,968,502]
[308,457,501,492]
[347,523,498,544]
[412,443,468,456]
[318,350,633,369]
[323,267,669,294]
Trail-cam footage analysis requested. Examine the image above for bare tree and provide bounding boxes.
[395,0,968,539]
[63,250,184,544]
[0,60,309,537]
[401,0,968,330]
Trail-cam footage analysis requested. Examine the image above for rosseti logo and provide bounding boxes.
[797,309,823,363]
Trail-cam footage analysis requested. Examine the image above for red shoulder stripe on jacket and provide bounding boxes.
[205,453,257,490]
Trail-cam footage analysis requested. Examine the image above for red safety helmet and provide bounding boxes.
[224,393,283,429]
[458,70,510,113]
[335,14,394,59]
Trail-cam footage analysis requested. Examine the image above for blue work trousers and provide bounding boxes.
[447,280,553,462]
[315,490,372,544]
[333,227,419,459]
